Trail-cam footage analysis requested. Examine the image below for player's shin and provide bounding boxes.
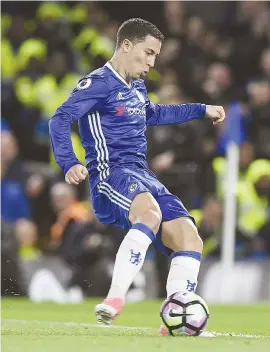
[107,223,156,300]
[166,251,202,297]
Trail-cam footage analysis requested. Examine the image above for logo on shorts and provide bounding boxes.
[128,183,138,193]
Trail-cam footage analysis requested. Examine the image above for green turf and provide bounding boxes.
[1,298,270,352]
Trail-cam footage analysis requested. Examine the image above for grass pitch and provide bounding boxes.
[1,298,270,352]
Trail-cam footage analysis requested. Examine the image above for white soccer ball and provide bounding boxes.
[160,292,209,336]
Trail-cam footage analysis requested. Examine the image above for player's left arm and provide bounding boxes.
[146,100,225,126]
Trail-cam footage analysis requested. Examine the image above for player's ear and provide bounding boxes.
[123,39,132,53]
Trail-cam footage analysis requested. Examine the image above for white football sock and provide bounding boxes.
[107,226,154,300]
[166,254,201,297]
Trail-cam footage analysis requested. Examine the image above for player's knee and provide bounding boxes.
[180,224,203,253]
[133,205,162,234]
[162,218,203,253]
[190,229,203,253]
[129,193,162,234]
[144,207,162,233]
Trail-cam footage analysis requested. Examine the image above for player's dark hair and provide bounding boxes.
[116,18,164,48]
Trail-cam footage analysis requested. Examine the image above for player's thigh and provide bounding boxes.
[94,168,161,229]
[128,191,162,224]
[161,217,203,252]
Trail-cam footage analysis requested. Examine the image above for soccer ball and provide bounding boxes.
[160,291,209,336]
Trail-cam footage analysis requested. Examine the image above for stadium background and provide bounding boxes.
[1,1,270,303]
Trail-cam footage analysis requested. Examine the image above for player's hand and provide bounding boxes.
[205,105,226,125]
[65,164,88,185]
[151,151,174,173]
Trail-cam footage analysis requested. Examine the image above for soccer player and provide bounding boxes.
[49,18,225,328]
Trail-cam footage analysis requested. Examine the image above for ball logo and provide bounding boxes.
[77,78,92,90]
[168,309,192,317]
[128,183,138,193]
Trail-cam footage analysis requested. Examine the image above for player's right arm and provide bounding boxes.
[49,76,109,185]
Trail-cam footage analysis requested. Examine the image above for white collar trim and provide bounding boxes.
[105,62,131,88]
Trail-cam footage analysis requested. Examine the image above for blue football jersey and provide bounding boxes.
[49,62,206,188]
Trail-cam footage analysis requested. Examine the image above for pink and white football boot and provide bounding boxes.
[158,325,169,336]
[95,298,124,325]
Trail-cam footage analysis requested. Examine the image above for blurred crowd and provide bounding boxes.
[1,1,270,299]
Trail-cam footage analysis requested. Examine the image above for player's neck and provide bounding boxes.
[109,54,131,85]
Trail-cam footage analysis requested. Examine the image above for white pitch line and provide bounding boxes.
[2,319,147,331]
[2,319,269,339]
[211,331,269,339]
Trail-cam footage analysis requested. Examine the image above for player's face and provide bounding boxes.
[125,35,162,79]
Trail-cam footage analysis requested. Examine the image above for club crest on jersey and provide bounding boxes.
[136,90,145,103]
[128,183,138,193]
[77,78,92,90]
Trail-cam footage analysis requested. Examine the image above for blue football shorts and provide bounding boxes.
[90,166,195,256]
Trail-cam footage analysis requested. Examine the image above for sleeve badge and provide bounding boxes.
[77,78,92,90]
